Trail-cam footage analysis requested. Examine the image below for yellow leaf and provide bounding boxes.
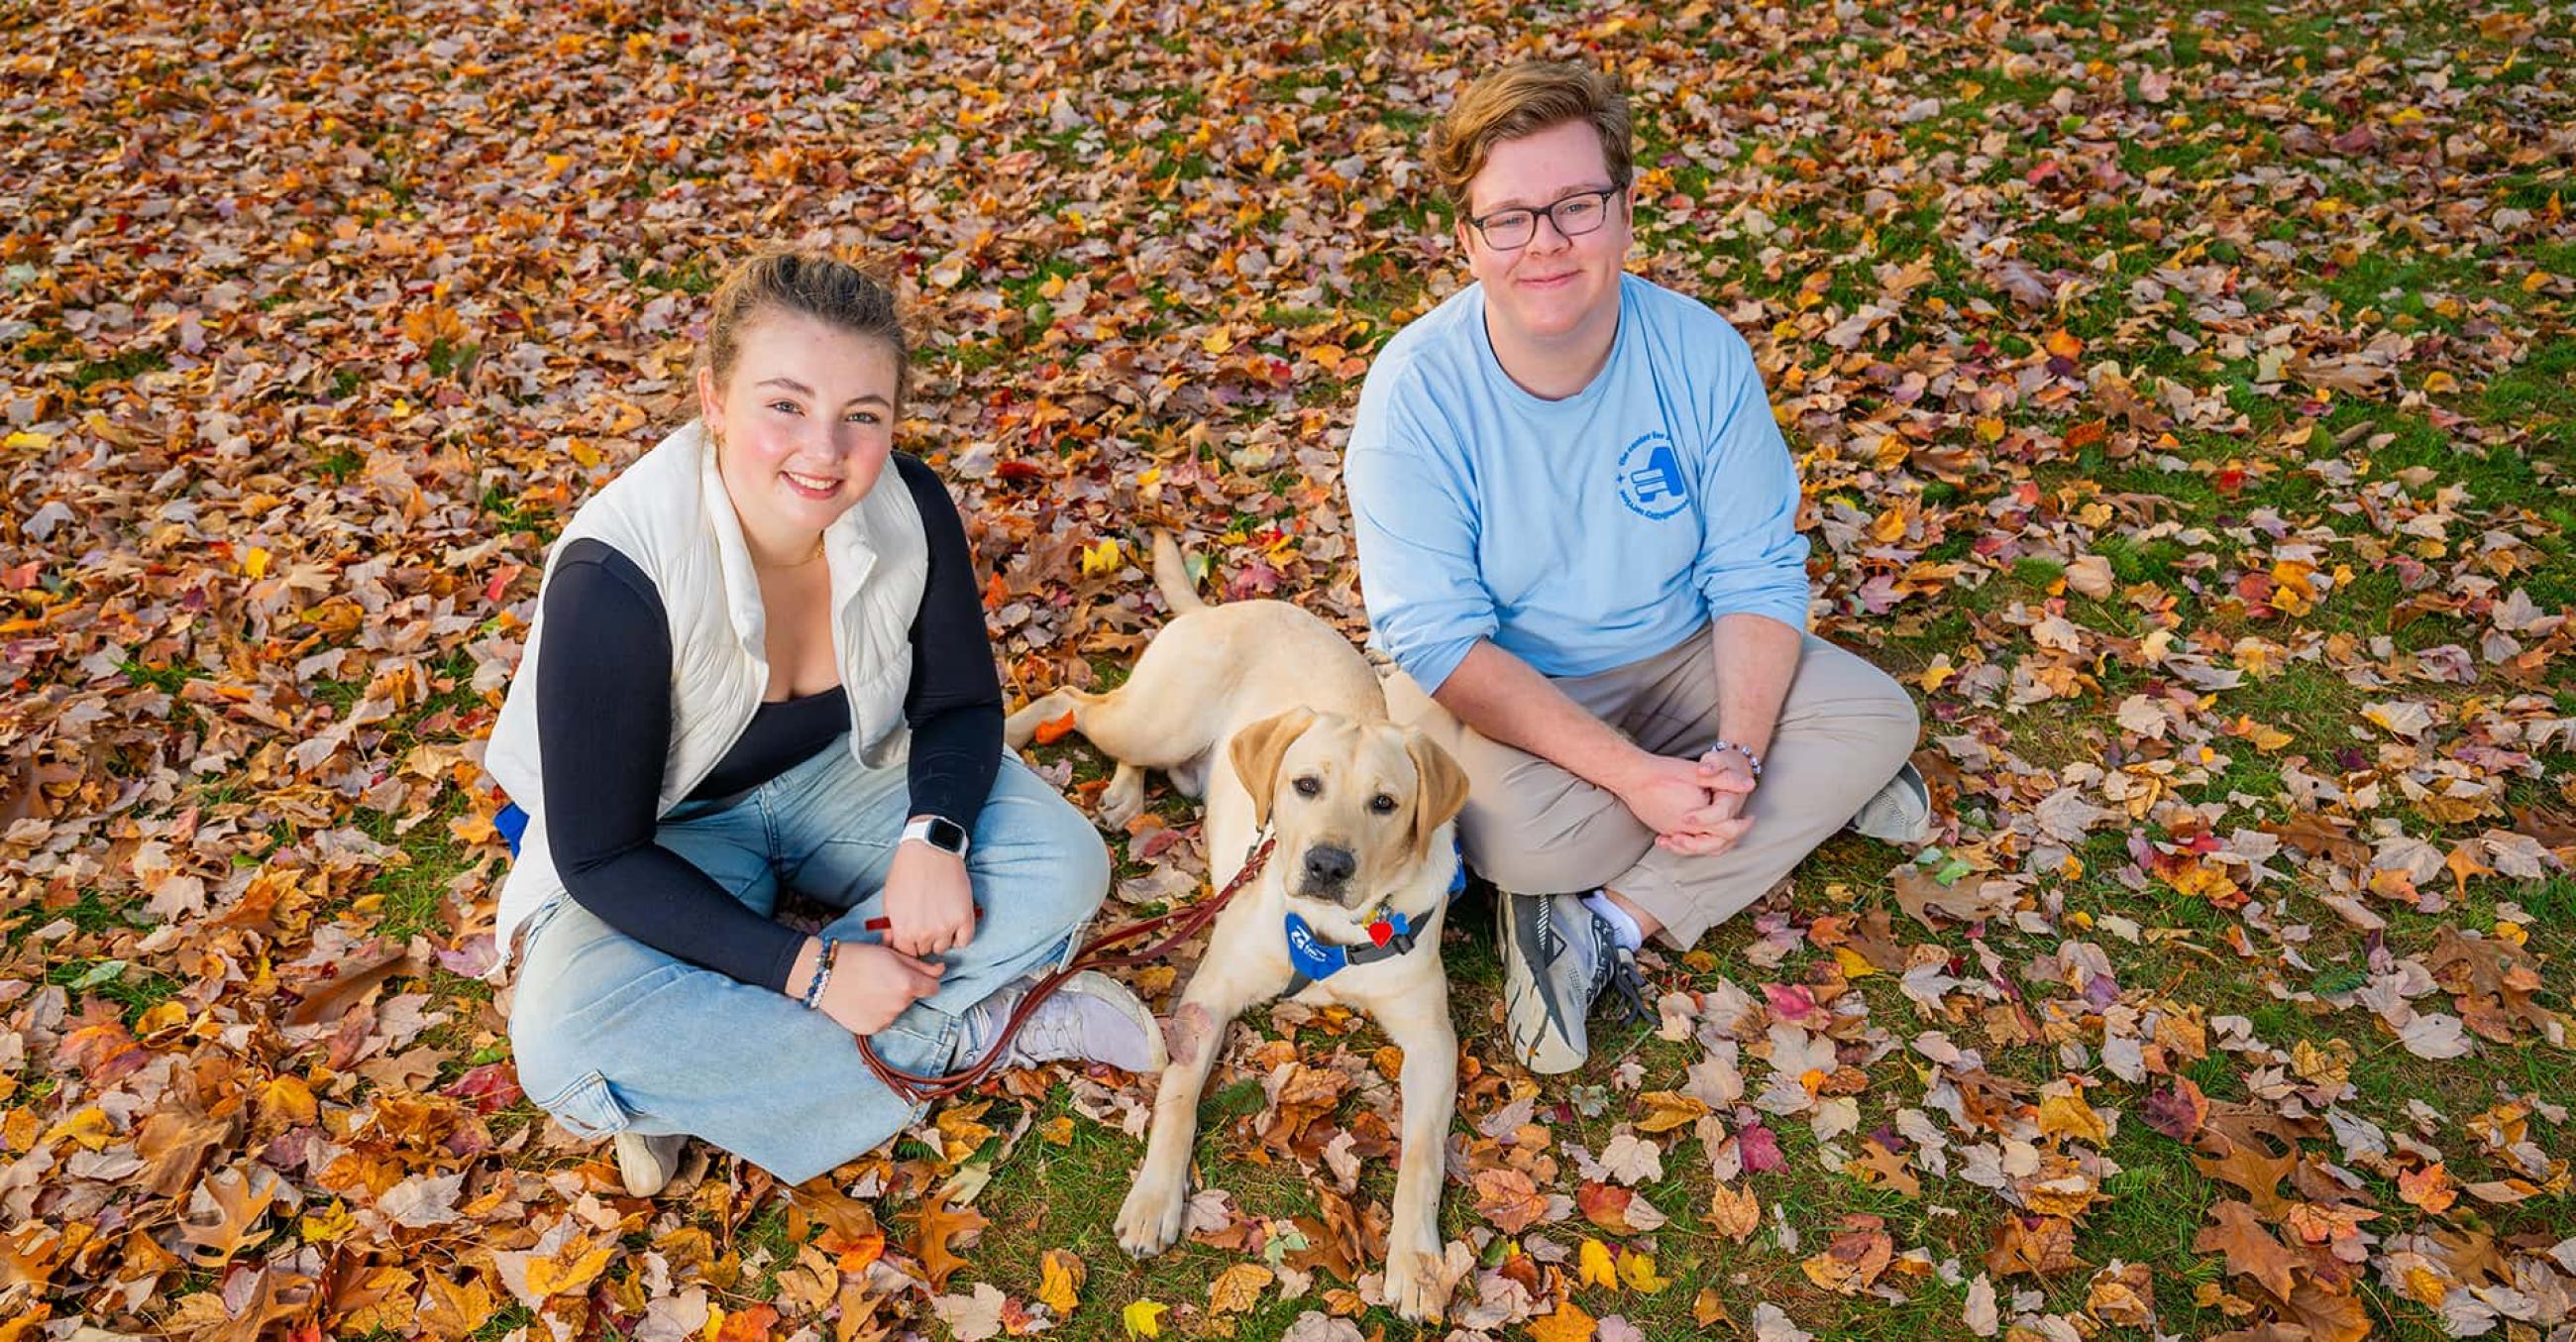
[1207,1263,1272,1314]
[1578,1238,1617,1289]
[2045,329,2084,359]
[1636,1090,1710,1134]
[1122,1299,1167,1337]
[1975,415,2006,443]
[135,1000,190,1039]
[301,1198,357,1243]
[934,1098,997,1161]
[4,429,54,452]
[418,1274,495,1340]
[1200,329,1233,356]
[2036,1090,2109,1146]
[260,1074,317,1128]
[1037,1249,1084,1315]
[1870,506,1908,543]
[1833,946,1879,979]
[243,546,271,579]
[525,1232,619,1299]
[1081,538,1123,577]
[41,1107,111,1151]
[1528,1295,1595,1342]
[1620,1251,1673,1294]
[1038,1116,1075,1147]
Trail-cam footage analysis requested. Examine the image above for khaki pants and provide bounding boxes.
[1387,629,1920,949]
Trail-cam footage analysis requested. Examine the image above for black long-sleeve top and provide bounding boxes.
[535,454,1003,993]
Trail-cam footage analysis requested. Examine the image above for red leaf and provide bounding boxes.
[445,1062,524,1115]
[1737,1122,1785,1174]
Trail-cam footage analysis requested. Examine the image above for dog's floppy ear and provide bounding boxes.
[1402,730,1470,867]
[1230,708,1317,830]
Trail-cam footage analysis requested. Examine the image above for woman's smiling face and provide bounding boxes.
[697,308,901,547]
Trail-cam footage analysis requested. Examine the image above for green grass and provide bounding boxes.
[69,347,168,390]
[19,0,2574,1339]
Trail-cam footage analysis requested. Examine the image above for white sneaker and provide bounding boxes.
[613,1131,687,1197]
[1848,761,1932,844]
[957,970,1167,1074]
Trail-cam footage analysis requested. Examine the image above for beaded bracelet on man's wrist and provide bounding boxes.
[1707,738,1764,778]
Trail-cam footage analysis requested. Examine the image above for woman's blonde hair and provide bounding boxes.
[1426,61,1634,214]
[701,249,912,410]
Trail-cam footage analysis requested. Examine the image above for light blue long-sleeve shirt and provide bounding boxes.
[1343,273,1812,694]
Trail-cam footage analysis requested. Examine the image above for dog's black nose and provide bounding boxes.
[1302,844,1355,887]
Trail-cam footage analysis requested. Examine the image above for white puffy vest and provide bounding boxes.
[482,420,928,970]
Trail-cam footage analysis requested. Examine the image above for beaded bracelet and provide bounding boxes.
[801,936,838,1009]
[1705,738,1765,778]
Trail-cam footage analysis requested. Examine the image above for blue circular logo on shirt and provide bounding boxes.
[1617,432,1689,519]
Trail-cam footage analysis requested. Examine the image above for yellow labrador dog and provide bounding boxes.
[1003,536,1468,1321]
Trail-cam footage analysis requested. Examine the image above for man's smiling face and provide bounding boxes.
[1456,119,1633,351]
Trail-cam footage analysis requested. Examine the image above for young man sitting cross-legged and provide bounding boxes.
[1343,60,1931,1074]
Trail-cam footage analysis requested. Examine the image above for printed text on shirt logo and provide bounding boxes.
[1616,431,1689,520]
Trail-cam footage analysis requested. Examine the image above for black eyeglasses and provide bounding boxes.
[1464,186,1624,251]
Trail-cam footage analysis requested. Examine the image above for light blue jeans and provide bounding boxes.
[507,739,1110,1183]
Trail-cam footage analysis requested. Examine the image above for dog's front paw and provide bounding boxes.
[1382,1245,1449,1323]
[1114,1172,1186,1258]
[1098,766,1146,830]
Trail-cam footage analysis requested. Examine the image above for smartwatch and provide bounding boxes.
[901,814,970,857]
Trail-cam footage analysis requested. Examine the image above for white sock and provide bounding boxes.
[1581,891,1644,952]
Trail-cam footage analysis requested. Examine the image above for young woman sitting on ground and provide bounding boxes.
[483,249,1159,1196]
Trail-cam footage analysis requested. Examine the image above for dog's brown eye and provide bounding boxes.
[1292,776,1321,798]
[1369,794,1397,814]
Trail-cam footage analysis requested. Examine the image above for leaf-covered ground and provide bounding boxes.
[3,1,2572,1339]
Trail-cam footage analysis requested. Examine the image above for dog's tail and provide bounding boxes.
[1152,529,1208,615]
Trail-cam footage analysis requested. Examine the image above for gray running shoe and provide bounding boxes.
[1847,761,1932,844]
[613,1131,688,1197]
[957,969,1167,1074]
[1497,891,1650,1075]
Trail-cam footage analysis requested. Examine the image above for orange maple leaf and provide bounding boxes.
[910,1190,986,1291]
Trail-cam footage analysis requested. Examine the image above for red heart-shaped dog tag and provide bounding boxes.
[1367,920,1394,947]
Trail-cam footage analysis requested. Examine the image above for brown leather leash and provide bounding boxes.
[855,835,1278,1104]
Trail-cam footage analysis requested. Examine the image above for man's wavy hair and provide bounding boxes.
[1427,61,1634,215]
